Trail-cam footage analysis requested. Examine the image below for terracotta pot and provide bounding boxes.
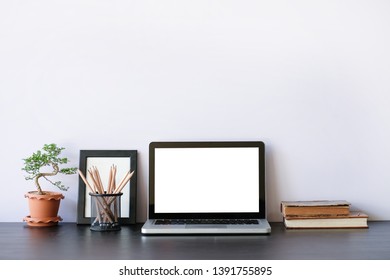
[24,191,64,227]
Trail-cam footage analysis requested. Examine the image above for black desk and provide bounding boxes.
[1,222,389,260]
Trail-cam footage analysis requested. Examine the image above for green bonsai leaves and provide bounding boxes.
[22,144,77,194]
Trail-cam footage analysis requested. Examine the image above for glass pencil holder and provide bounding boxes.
[89,192,123,232]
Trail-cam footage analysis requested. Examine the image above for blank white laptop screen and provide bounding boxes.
[154,147,259,213]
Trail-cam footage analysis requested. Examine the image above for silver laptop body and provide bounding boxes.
[141,141,271,235]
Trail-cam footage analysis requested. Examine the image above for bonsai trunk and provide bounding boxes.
[34,162,59,195]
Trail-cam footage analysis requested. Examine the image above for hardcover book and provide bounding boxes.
[281,200,351,217]
[283,211,368,229]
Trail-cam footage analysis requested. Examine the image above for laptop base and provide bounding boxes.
[141,219,271,235]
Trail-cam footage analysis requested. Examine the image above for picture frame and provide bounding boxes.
[77,150,137,225]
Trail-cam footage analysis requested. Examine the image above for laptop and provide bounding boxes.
[141,141,271,234]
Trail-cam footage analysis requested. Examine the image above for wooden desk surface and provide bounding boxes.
[1,222,389,260]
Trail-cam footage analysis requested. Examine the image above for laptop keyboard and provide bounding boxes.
[155,219,259,225]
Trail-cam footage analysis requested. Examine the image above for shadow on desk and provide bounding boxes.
[1,222,389,260]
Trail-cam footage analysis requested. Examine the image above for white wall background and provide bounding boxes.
[1,0,389,223]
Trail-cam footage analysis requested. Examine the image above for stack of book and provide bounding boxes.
[280,200,369,229]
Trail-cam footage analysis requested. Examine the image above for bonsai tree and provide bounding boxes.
[22,144,77,195]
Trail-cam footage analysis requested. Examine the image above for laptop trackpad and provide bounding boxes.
[185,224,227,229]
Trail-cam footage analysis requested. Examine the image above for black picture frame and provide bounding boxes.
[77,150,137,225]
